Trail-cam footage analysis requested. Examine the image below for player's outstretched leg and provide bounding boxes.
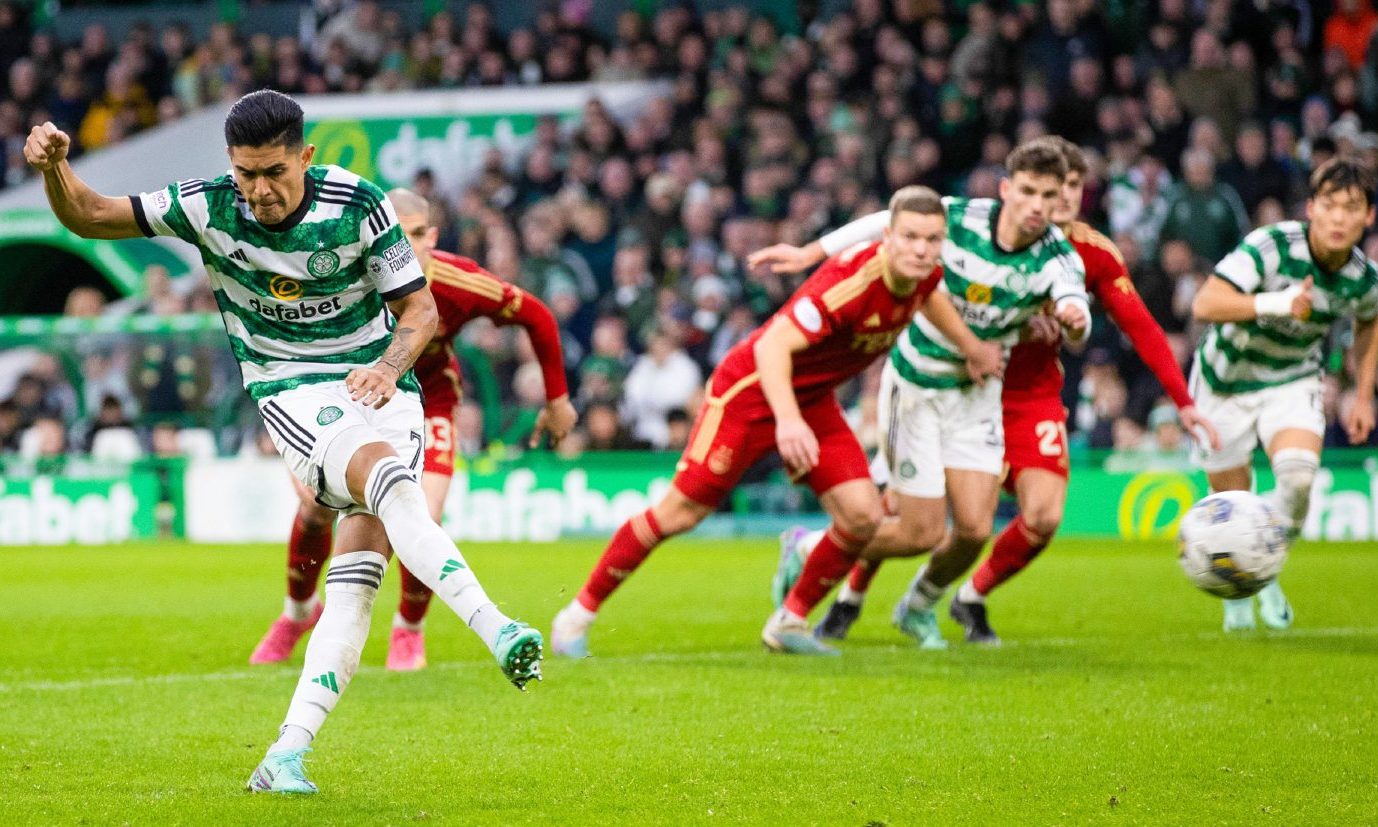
[363,454,541,688]
[248,549,385,793]
[250,504,333,664]
[552,488,709,657]
[387,563,432,671]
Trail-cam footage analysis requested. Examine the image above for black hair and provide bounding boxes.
[223,89,304,149]
[1310,156,1377,208]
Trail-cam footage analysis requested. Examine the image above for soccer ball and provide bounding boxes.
[1177,491,1290,599]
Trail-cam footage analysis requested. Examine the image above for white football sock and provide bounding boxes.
[365,457,511,652]
[836,583,866,606]
[957,580,984,604]
[284,595,320,622]
[274,550,385,750]
[560,600,597,626]
[803,529,826,555]
[391,612,423,632]
[904,565,947,612]
[1268,448,1318,538]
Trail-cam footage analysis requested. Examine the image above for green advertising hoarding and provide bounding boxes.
[298,82,666,194]
[0,473,161,544]
[304,113,544,193]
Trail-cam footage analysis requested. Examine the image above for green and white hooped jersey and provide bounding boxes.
[130,164,426,401]
[1197,221,1378,395]
[890,196,1088,390]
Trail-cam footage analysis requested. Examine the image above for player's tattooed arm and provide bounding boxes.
[347,287,439,409]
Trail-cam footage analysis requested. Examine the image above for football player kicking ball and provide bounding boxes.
[1190,156,1378,631]
[752,142,1089,650]
[799,136,1222,644]
[25,90,543,794]
[249,187,576,671]
[550,187,1002,656]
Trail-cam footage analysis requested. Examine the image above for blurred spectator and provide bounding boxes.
[1158,148,1249,266]
[63,286,106,317]
[1218,122,1295,216]
[1173,31,1255,143]
[663,408,692,452]
[622,328,701,449]
[26,415,68,472]
[579,316,633,406]
[0,399,20,451]
[582,401,650,451]
[77,60,156,152]
[1325,0,1378,70]
[81,393,133,452]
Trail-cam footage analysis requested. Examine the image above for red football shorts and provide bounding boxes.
[672,378,871,508]
[1001,394,1070,495]
[422,403,459,476]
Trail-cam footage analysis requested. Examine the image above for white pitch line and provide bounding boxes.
[1,626,1374,695]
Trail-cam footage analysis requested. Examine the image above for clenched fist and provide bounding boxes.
[24,122,71,172]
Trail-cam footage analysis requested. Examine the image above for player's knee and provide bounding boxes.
[835,503,882,544]
[298,500,335,531]
[952,513,993,545]
[1022,504,1062,540]
[653,496,710,537]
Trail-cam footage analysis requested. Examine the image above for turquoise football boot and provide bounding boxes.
[494,621,544,690]
[246,747,318,794]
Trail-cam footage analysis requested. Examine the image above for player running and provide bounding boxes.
[751,142,1090,649]
[24,90,543,795]
[793,136,1222,644]
[248,187,576,671]
[1190,156,1378,631]
[549,187,1002,656]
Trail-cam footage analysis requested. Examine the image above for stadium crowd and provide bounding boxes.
[4,0,1378,468]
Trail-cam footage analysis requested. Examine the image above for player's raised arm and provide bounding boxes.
[24,122,142,240]
[919,288,1003,385]
[1085,235,1220,448]
[754,316,819,472]
[747,210,891,274]
[502,288,576,448]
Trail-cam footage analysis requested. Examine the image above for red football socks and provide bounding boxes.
[396,563,433,624]
[846,559,878,594]
[972,515,1049,596]
[784,525,865,618]
[287,513,332,602]
[577,508,663,612]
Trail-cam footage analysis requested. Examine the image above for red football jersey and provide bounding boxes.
[714,241,942,414]
[416,249,567,410]
[1002,222,1192,409]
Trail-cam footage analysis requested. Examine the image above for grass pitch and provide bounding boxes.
[2,537,1376,825]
